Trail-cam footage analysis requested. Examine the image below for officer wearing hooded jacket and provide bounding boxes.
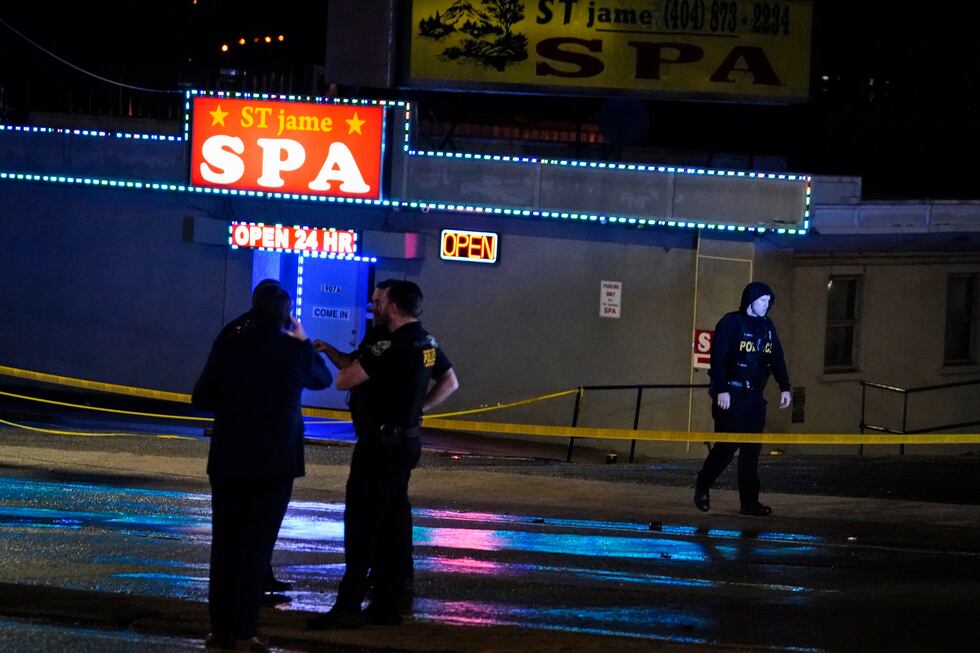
[694,281,791,517]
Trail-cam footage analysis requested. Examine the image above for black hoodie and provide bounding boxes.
[709,282,791,396]
[740,281,776,313]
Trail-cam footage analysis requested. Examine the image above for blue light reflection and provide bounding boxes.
[414,526,709,561]
[0,474,823,645]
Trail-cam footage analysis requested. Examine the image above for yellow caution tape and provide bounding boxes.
[0,365,348,421]
[301,388,576,421]
[426,388,579,418]
[0,417,195,440]
[302,409,352,421]
[0,365,190,403]
[4,364,977,444]
[0,365,572,422]
[421,418,980,445]
[0,390,213,422]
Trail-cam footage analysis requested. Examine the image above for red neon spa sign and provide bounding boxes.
[230,222,357,255]
[190,97,384,199]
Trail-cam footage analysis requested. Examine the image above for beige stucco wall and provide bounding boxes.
[788,252,980,455]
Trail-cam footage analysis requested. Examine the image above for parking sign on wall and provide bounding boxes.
[600,281,622,318]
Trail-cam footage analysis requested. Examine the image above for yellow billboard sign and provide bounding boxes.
[409,0,812,102]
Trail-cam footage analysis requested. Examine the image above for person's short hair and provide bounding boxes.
[253,278,283,295]
[385,280,423,318]
[375,278,396,291]
[252,282,291,329]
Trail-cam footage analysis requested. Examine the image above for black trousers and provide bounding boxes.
[335,434,422,613]
[696,389,766,507]
[209,477,293,640]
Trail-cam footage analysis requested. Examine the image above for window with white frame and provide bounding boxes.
[824,276,860,372]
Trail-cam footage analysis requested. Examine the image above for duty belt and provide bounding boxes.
[379,424,421,444]
[728,379,755,390]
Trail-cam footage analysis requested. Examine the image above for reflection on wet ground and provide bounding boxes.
[411,599,712,645]
[0,476,837,648]
[0,409,357,443]
[0,616,204,653]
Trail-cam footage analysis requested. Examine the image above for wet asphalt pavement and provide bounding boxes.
[0,421,979,652]
[2,419,978,504]
[1,380,980,652]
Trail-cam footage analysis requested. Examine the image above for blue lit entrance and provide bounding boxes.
[251,250,371,409]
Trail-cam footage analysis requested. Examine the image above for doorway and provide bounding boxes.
[252,250,371,409]
[688,238,754,434]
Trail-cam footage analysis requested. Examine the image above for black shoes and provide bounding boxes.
[204,633,232,650]
[364,603,403,626]
[739,503,773,517]
[260,592,291,607]
[261,575,292,605]
[695,489,771,516]
[204,634,269,651]
[306,602,407,630]
[306,607,366,630]
[694,488,710,512]
[233,637,270,652]
[264,576,292,593]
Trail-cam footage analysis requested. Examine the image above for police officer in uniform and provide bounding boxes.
[694,281,791,517]
[316,279,458,412]
[308,280,456,629]
[314,279,396,371]
[313,279,457,609]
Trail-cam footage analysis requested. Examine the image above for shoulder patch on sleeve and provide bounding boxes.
[369,340,391,356]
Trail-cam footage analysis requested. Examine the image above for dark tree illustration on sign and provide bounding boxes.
[418,0,528,71]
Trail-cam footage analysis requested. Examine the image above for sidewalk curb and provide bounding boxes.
[0,582,694,652]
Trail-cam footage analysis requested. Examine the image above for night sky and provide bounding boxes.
[1,2,977,199]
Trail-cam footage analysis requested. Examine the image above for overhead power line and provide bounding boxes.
[0,16,183,95]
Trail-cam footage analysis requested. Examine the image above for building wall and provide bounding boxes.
[2,126,978,457]
[0,182,227,391]
[789,253,980,454]
[373,212,717,457]
[0,177,716,432]
[0,173,776,456]
[0,180,384,392]
[370,220,808,457]
[10,176,974,459]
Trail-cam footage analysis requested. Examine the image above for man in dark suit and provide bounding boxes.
[216,278,303,597]
[193,281,332,650]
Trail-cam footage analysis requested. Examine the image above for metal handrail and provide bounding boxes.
[859,423,904,435]
[862,378,980,394]
[860,381,907,394]
[580,384,710,391]
[902,420,980,434]
[566,383,710,462]
[860,377,980,454]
